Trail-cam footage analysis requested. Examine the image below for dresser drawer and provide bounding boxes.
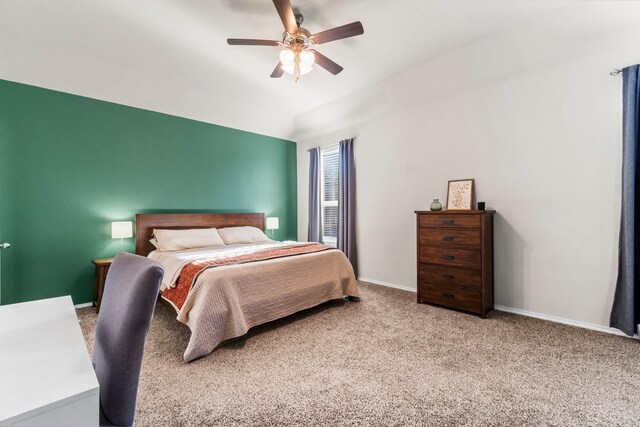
[419,214,480,229]
[419,264,482,290]
[419,282,481,313]
[419,246,481,269]
[419,228,481,248]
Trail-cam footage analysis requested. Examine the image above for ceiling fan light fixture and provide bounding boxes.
[282,63,312,76]
[279,49,295,66]
[299,50,315,66]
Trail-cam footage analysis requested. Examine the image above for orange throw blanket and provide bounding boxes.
[162,243,331,310]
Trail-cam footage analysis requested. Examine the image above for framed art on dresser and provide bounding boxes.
[446,179,474,210]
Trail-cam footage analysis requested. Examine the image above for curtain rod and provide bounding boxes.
[307,143,338,152]
[611,69,622,76]
[306,138,356,152]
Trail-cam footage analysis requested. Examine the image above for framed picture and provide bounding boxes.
[446,179,474,210]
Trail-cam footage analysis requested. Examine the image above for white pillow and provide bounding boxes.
[217,226,271,245]
[153,228,225,252]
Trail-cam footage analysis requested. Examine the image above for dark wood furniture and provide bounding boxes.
[92,257,113,313]
[415,210,494,318]
[135,213,265,257]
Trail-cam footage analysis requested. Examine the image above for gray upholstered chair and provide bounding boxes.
[92,252,164,427]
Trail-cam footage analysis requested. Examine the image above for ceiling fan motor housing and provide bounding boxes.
[282,27,312,50]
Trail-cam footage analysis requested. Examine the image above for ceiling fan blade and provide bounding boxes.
[270,62,285,78]
[312,21,364,45]
[272,0,298,34]
[227,38,280,46]
[310,50,343,75]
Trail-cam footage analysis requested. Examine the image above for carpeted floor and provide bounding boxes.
[78,282,640,426]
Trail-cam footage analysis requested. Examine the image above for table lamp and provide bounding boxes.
[112,221,133,252]
[266,217,279,240]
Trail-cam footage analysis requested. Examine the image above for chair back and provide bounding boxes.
[92,252,164,426]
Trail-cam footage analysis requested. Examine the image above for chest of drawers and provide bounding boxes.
[415,210,495,318]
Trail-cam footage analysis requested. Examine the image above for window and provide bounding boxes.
[320,146,339,247]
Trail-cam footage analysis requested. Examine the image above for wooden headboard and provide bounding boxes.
[135,213,265,257]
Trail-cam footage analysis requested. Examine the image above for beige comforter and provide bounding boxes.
[152,244,358,362]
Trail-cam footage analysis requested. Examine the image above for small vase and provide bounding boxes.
[430,199,442,211]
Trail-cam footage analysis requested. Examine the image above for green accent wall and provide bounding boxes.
[0,79,297,305]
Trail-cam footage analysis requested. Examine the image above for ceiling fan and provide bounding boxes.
[227,0,364,82]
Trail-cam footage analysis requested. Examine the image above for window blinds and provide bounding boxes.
[320,147,339,246]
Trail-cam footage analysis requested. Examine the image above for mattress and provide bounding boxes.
[149,241,358,362]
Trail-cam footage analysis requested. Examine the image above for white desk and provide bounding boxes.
[0,296,99,426]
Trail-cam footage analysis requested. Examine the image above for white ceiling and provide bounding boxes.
[0,0,575,124]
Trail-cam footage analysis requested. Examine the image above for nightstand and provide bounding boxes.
[92,258,113,313]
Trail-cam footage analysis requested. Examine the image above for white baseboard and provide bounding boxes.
[494,305,638,339]
[358,277,416,293]
[74,302,93,309]
[358,278,638,339]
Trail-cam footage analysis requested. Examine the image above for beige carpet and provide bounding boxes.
[78,282,640,426]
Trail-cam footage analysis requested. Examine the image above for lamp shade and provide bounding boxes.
[265,217,279,230]
[111,221,133,239]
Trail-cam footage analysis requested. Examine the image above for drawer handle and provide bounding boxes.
[442,219,455,224]
[442,274,455,279]
[442,255,455,260]
[443,236,454,241]
[442,292,455,298]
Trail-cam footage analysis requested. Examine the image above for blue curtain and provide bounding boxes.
[308,148,321,242]
[338,138,358,276]
[611,64,640,336]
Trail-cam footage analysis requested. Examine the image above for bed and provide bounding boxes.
[135,213,358,362]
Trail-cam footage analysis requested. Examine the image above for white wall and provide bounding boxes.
[296,3,640,329]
